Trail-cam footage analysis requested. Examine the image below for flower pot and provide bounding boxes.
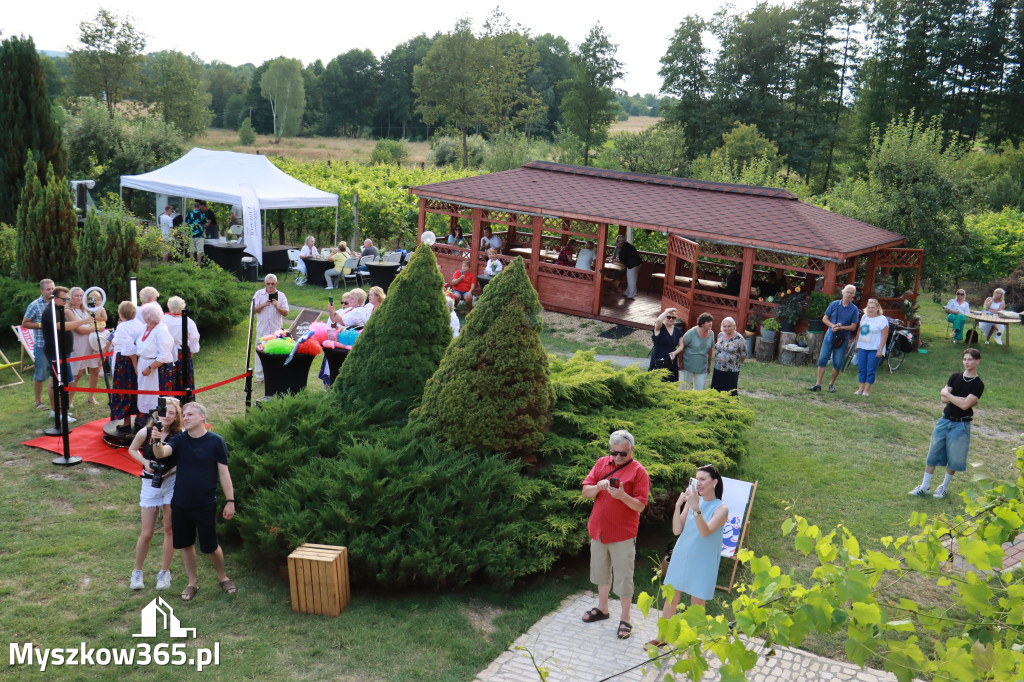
[321,346,351,386]
[807,319,824,332]
[745,334,755,358]
[257,350,315,397]
[760,329,777,343]
[779,320,796,333]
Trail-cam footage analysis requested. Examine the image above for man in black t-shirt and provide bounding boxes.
[40,286,93,419]
[160,401,236,601]
[201,200,219,240]
[613,235,643,299]
[909,348,984,500]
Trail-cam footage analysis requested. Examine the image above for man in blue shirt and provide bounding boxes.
[20,279,55,410]
[184,201,206,267]
[809,284,860,393]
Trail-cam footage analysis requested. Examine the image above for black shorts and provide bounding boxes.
[171,503,219,554]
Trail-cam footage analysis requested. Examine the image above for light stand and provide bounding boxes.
[45,299,81,465]
[244,299,255,409]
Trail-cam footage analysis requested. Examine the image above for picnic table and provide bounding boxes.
[964,310,1019,352]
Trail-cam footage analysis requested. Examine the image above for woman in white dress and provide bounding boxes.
[68,287,108,405]
[135,302,174,420]
[161,296,200,393]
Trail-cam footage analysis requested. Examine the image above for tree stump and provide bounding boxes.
[755,336,776,363]
[777,332,798,361]
[780,345,811,366]
[806,331,824,360]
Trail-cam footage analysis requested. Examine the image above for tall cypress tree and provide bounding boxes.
[15,159,77,282]
[77,209,105,287]
[414,258,554,459]
[0,36,67,225]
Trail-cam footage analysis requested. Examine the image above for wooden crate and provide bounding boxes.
[287,543,350,617]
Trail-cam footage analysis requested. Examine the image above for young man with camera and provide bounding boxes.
[155,402,236,602]
[252,274,289,383]
[580,430,651,640]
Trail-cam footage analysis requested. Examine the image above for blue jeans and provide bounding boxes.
[926,417,971,472]
[33,345,49,382]
[817,334,847,370]
[856,349,882,384]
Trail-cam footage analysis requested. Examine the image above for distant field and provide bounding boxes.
[193,129,433,165]
[609,115,662,134]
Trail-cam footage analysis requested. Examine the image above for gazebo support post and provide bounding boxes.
[469,208,483,271]
[592,223,608,315]
[862,253,878,295]
[738,247,756,331]
[528,215,543,288]
[416,198,426,240]
[822,261,838,295]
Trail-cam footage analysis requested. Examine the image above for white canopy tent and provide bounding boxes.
[120,148,339,264]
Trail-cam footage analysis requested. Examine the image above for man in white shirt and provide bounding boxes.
[480,226,502,252]
[252,275,289,382]
[158,206,174,264]
[576,242,597,271]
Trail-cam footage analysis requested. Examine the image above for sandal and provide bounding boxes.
[617,621,632,639]
[180,585,199,601]
[581,607,610,623]
[646,639,667,648]
[35,402,47,410]
[220,579,237,594]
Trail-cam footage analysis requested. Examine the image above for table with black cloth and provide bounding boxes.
[260,245,295,273]
[256,350,315,397]
[204,243,247,276]
[364,262,402,293]
[304,258,333,287]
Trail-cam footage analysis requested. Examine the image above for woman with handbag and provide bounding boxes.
[710,317,747,395]
[649,464,730,648]
[649,308,684,382]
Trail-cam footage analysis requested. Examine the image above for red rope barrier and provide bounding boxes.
[193,372,252,394]
[65,351,113,363]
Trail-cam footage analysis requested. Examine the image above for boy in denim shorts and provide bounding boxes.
[909,348,983,499]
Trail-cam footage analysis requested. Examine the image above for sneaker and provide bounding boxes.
[325,285,334,290]
[908,484,930,497]
[828,384,836,393]
[933,485,948,499]
[155,570,172,590]
[994,334,1003,346]
[808,384,822,392]
[130,570,144,590]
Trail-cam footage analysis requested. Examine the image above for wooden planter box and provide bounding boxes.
[287,543,350,617]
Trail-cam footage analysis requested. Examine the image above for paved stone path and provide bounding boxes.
[475,592,904,682]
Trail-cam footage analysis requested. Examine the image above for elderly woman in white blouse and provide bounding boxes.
[327,288,370,328]
[135,302,174,420]
[161,296,200,393]
[978,288,1006,345]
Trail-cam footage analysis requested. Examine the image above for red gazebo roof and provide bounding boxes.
[410,162,904,259]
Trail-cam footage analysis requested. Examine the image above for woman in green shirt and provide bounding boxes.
[671,312,715,390]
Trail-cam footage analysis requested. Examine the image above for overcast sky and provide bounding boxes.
[3,0,771,96]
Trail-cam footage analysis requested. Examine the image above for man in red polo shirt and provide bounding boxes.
[449,256,478,313]
[580,429,651,640]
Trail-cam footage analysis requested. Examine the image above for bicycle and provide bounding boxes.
[839,318,915,375]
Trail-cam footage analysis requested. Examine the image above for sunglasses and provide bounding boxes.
[666,315,677,320]
[609,450,630,458]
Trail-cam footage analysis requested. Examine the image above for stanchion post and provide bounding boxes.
[181,309,194,406]
[48,300,81,465]
[244,298,255,409]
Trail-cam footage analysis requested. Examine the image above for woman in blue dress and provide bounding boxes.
[651,464,730,645]
[649,307,684,382]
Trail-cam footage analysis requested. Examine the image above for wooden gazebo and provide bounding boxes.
[409,162,922,331]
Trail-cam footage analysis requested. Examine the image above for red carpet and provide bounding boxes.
[22,418,143,476]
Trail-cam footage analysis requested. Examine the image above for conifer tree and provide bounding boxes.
[415,258,554,458]
[15,158,77,282]
[100,209,140,303]
[76,209,105,288]
[0,36,67,225]
[335,242,451,413]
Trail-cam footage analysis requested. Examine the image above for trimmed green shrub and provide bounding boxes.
[539,350,755,525]
[369,138,410,165]
[415,258,554,458]
[136,263,250,335]
[335,242,451,413]
[0,275,46,328]
[428,135,488,169]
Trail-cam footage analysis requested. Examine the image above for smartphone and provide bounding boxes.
[157,397,167,418]
[609,477,620,489]
[328,296,334,305]
[269,292,279,301]
[688,479,697,493]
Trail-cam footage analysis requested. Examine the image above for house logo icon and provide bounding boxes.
[133,597,197,638]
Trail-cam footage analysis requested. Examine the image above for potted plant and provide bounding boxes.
[760,317,781,343]
[774,289,806,332]
[805,291,832,332]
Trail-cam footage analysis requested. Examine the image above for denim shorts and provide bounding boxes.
[33,345,49,382]
[817,335,848,370]
[925,417,971,472]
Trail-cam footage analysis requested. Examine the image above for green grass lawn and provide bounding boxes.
[1,294,1020,678]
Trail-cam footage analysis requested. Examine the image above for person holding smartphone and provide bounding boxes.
[580,430,651,640]
[126,397,182,591]
[253,274,289,383]
[649,464,730,647]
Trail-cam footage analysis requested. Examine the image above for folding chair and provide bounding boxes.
[383,252,402,264]
[287,249,303,284]
[341,257,363,288]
